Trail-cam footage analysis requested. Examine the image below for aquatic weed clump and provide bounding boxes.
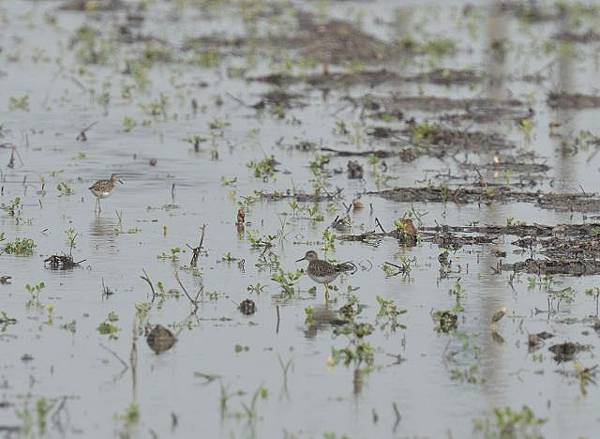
[473,406,545,439]
[3,237,36,256]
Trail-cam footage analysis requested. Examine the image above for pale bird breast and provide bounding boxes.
[308,271,339,284]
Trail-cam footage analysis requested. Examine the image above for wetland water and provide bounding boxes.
[2,0,600,438]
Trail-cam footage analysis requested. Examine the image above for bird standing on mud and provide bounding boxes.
[296,250,356,299]
[89,174,123,212]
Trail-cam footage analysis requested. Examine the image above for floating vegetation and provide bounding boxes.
[4,237,36,256]
[2,0,600,437]
[433,310,458,333]
[97,312,120,340]
[473,406,545,439]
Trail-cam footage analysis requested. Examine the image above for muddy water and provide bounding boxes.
[2,0,600,438]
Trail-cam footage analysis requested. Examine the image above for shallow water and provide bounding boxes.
[2,1,600,438]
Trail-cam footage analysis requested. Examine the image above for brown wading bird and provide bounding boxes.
[400,218,418,237]
[296,250,357,299]
[89,174,123,212]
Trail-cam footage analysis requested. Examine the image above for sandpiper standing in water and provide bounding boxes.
[89,174,123,212]
[296,250,356,299]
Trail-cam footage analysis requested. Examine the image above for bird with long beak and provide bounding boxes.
[296,250,356,299]
[89,173,123,212]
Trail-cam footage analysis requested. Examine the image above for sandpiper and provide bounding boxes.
[296,250,356,298]
[399,218,417,237]
[89,174,123,212]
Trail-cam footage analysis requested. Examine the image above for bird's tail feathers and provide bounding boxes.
[336,261,357,274]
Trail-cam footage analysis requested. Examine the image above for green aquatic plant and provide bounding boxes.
[71,25,114,65]
[237,191,261,212]
[238,386,268,421]
[272,269,302,297]
[375,296,407,332]
[25,282,45,295]
[24,281,45,309]
[4,237,36,256]
[518,117,534,143]
[35,398,51,435]
[305,205,324,223]
[141,93,169,120]
[331,292,375,368]
[9,95,29,111]
[190,49,221,68]
[185,134,207,152]
[584,287,600,315]
[247,230,276,250]
[1,196,22,217]
[422,37,456,58]
[247,155,277,180]
[157,247,182,261]
[221,252,237,263]
[304,306,315,326]
[247,283,266,294]
[409,121,439,143]
[331,337,375,368]
[122,116,137,133]
[473,406,545,439]
[57,181,74,196]
[449,279,466,313]
[450,364,484,384]
[220,176,237,186]
[16,397,54,437]
[309,154,330,176]
[97,312,120,339]
[432,310,458,333]
[118,402,140,427]
[125,60,151,91]
[321,229,335,252]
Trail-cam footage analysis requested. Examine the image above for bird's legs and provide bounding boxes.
[94,197,102,214]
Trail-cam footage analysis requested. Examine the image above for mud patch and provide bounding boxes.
[59,0,125,11]
[259,189,343,203]
[369,186,600,213]
[549,342,591,363]
[501,259,600,276]
[552,30,600,43]
[359,94,525,114]
[547,93,600,109]
[403,69,483,86]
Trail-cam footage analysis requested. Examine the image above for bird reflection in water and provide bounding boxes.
[89,213,118,251]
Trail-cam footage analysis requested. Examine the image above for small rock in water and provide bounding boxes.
[146,324,177,354]
[0,276,12,284]
[549,341,589,363]
[347,160,364,179]
[239,299,256,315]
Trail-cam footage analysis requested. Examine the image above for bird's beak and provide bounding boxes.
[296,256,305,263]
[118,178,124,184]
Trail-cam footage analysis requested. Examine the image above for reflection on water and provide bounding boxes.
[89,213,117,250]
[303,304,342,339]
[479,1,510,414]
[1,1,600,438]
[486,1,508,101]
[554,6,576,191]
